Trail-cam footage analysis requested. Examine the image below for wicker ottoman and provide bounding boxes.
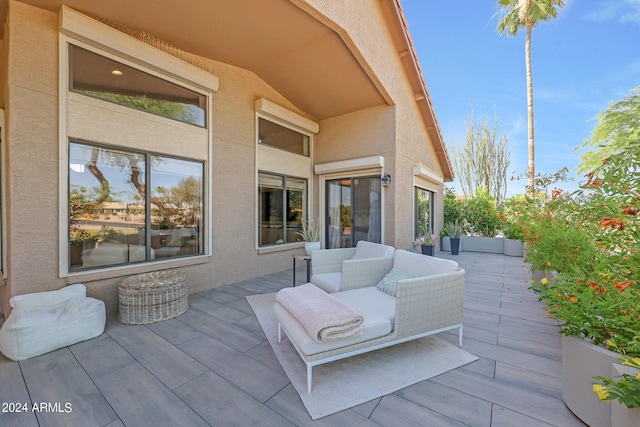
[118,270,188,324]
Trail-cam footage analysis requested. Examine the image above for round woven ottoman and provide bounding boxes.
[118,270,188,324]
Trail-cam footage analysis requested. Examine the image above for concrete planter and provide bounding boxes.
[611,364,640,427]
[531,269,558,285]
[441,236,451,252]
[503,238,524,257]
[562,335,621,427]
[461,236,504,253]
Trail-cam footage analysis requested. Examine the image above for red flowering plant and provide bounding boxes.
[530,87,639,407]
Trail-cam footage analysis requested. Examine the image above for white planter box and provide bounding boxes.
[562,335,620,427]
[503,238,524,257]
[611,364,640,427]
[461,236,504,253]
[441,236,451,252]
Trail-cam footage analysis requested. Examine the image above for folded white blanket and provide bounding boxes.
[275,283,363,343]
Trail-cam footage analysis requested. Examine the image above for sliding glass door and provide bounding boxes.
[325,176,381,248]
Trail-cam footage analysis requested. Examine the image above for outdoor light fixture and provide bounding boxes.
[381,173,391,188]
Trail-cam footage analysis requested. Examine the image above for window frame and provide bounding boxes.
[68,44,208,128]
[68,141,205,272]
[414,186,436,240]
[257,171,308,248]
[59,8,216,277]
[254,99,317,253]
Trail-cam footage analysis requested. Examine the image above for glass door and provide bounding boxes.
[325,176,381,248]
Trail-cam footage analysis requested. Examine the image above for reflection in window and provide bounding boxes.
[69,45,207,127]
[326,176,381,248]
[415,187,435,238]
[69,142,204,270]
[258,172,306,246]
[258,118,309,156]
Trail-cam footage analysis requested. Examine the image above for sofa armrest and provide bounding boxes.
[311,248,356,275]
[340,257,394,291]
[394,268,465,338]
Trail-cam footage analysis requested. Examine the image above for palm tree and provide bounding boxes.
[496,0,564,198]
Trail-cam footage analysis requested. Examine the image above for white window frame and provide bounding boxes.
[58,7,217,277]
[316,156,386,248]
[413,165,444,238]
[255,98,317,254]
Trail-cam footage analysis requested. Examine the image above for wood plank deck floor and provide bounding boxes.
[0,252,585,426]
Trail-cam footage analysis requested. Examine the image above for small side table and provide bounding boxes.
[292,253,311,286]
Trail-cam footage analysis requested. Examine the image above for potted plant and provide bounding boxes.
[297,219,320,255]
[501,195,527,257]
[447,220,462,255]
[593,354,640,427]
[460,187,504,253]
[414,224,437,256]
[527,90,639,427]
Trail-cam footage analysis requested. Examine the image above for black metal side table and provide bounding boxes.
[292,253,311,286]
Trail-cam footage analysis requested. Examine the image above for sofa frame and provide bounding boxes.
[276,250,465,393]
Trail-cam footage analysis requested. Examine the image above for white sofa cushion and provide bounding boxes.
[351,241,395,259]
[333,287,396,327]
[274,286,393,356]
[310,272,342,293]
[394,250,458,276]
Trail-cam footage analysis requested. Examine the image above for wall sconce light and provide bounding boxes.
[381,173,391,188]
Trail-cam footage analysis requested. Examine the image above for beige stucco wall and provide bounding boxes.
[0,2,316,315]
[304,0,446,247]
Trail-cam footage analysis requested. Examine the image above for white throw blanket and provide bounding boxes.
[275,283,363,343]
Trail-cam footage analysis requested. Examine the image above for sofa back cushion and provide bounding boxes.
[352,241,395,259]
[393,250,458,276]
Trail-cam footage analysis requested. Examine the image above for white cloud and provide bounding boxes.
[584,0,640,24]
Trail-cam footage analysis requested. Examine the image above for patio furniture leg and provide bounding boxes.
[307,364,312,393]
[278,323,282,342]
[459,325,463,347]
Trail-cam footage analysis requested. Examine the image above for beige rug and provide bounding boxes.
[247,292,478,420]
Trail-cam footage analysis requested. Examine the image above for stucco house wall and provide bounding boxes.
[0,2,319,314]
[0,0,452,316]
[305,0,446,248]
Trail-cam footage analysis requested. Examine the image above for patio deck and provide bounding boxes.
[0,252,585,426]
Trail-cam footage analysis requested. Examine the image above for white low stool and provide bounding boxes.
[0,284,105,361]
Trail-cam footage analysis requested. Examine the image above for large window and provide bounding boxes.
[258,173,306,247]
[69,45,207,127]
[415,187,435,239]
[69,142,204,270]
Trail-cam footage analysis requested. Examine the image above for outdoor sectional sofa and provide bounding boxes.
[274,248,465,392]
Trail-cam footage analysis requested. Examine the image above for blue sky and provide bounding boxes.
[401,0,640,197]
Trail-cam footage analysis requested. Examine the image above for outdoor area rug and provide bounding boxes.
[247,292,478,420]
